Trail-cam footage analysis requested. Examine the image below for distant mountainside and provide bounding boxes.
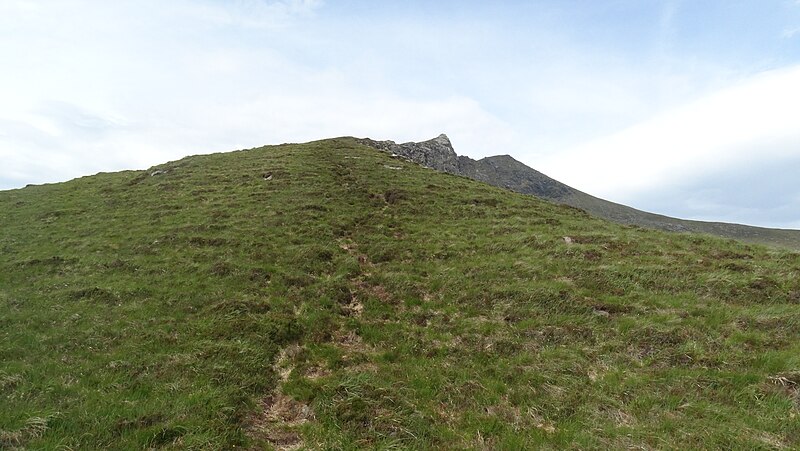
[359,134,800,250]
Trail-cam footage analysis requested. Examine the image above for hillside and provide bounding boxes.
[2,138,800,449]
[360,135,800,250]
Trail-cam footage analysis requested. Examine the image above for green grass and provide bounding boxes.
[1,138,799,449]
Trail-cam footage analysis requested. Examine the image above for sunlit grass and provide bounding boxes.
[1,138,799,449]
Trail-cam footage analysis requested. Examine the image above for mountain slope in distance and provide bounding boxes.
[1,137,800,449]
[360,134,800,250]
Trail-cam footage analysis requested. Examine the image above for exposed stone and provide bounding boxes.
[357,134,460,174]
[358,134,577,201]
[357,133,800,250]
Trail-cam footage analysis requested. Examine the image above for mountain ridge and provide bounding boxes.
[358,134,800,249]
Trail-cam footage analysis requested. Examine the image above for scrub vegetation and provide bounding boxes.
[1,138,799,449]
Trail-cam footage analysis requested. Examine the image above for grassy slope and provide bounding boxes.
[1,138,799,449]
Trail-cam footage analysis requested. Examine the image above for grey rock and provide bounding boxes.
[359,134,576,200]
[593,309,611,318]
[357,134,459,174]
[357,133,800,249]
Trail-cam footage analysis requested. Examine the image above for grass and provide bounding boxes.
[1,137,799,449]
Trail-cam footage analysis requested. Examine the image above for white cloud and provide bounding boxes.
[182,0,324,29]
[0,0,519,189]
[783,27,800,38]
[541,65,800,204]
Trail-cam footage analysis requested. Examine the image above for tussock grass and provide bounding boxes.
[1,138,799,448]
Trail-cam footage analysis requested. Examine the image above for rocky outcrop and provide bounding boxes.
[357,134,460,174]
[357,134,800,249]
[358,134,576,201]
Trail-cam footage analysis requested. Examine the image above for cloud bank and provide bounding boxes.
[540,65,800,227]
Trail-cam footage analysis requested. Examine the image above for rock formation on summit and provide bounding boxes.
[357,134,460,174]
[359,134,582,201]
[358,134,800,249]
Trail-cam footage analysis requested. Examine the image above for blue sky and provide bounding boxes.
[2,0,800,227]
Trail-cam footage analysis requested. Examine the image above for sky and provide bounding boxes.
[2,0,800,228]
